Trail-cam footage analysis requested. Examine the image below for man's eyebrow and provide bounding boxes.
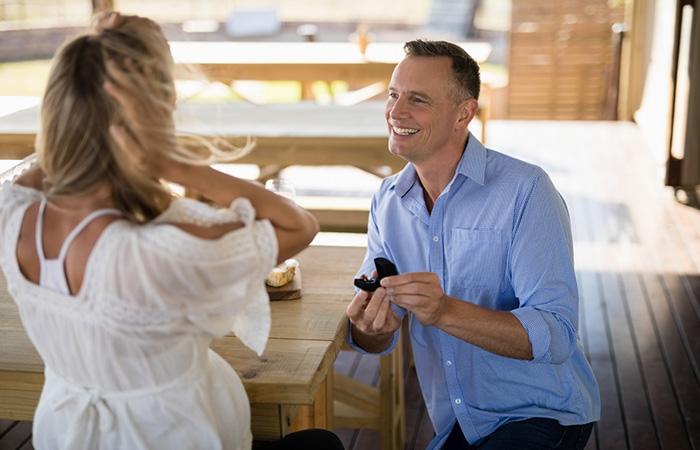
[387,87,432,100]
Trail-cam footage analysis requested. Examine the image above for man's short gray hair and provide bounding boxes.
[403,39,481,101]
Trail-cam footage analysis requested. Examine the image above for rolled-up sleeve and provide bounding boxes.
[509,172,579,364]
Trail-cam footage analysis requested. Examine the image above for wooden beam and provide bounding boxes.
[91,0,114,13]
[618,0,654,120]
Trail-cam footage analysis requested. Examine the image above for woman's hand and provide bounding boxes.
[15,165,45,190]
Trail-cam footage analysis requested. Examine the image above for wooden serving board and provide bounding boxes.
[266,269,302,301]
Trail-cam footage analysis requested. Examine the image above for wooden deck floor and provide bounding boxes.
[2,121,699,450]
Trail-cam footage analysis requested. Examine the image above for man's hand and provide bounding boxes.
[346,273,402,353]
[346,288,401,336]
[381,272,449,326]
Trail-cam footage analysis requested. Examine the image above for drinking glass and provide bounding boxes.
[264,178,296,201]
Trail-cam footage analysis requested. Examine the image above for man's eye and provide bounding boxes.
[388,92,398,99]
[413,98,426,103]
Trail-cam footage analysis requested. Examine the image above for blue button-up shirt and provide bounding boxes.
[349,134,600,449]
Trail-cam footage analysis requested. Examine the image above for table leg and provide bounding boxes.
[288,374,334,432]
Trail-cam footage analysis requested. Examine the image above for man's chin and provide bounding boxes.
[388,147,410,162]
[388,144,411,160]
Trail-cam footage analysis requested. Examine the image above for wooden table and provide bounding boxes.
[0,245,366,440]
[170,41,492,99]
[0,101,485,179]
[0,102,403,180]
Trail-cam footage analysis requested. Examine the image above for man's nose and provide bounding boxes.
[387,97,408,119]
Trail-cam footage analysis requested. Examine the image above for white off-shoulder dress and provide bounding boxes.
[0,183,278,450]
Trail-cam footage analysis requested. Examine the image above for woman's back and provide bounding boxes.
[2,183,278,449]
[17,196,121,296]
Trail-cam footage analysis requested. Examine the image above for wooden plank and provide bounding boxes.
[571,133,627,450]
[171,41,492,65]
[641,272,700,449]
[18,436,34,450]
[334,374,380,414]
[250,404,293,441]
[0,339,333,423]
[665,202,700,272]
[404,365,433,450]
[0,372,43,422]
[577,270,627,450]
[211,337,337,405]
[584,124,659,449]
[0,420,31,449]
[343,353,381,449]
[661,273,700,382]
[0,102,399,167]
[620,272,691,450]
[658,273,700,447]
[508,1,622,119]
[288,375,334,432]
[567,120,699,449]
[0,420,16,437]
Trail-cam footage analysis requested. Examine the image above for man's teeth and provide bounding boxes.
[393,126,419,136]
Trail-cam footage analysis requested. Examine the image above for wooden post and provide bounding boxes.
[605,23,628,120]
[91,0,115,13]
[618,0,654,120]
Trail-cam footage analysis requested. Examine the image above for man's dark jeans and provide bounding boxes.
[443,418,594,450]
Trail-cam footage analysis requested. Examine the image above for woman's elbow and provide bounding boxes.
[300,210,320,246]
[308,212,320,240]
[275,212,319,263]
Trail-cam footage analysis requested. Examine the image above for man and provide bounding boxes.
[346,40,600,450]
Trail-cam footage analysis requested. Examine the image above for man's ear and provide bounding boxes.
[456,98,479,130]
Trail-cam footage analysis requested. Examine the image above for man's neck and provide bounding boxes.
[414,136,468,213]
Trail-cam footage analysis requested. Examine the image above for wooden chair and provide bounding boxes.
[334,335,405,450]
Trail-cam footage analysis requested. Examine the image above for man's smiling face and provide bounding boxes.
[384,56,466,164]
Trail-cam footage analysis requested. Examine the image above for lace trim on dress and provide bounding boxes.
[0,181,43,210]
[95,293,185,329]
[153,197,255,227]
[142,197,275,264]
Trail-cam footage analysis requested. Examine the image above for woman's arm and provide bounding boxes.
[104,70,318,263]
[166,163,319,263]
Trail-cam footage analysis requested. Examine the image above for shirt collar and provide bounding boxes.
[457,133,487,186]
[390,133,487,196]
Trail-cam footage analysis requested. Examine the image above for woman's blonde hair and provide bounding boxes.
[37,13,242,223]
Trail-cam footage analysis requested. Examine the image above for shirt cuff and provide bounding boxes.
[511,307,552,363]
[346,320,400,356]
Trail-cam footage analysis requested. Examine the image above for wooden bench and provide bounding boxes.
[170,40,492,103]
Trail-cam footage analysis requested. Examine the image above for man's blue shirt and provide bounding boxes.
[349,135,600,448]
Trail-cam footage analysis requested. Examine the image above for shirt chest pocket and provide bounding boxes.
[447,228,506,293]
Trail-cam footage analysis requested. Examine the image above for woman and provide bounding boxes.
[0,12,342,450]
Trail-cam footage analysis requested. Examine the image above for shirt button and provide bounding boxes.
[432,235,439,242]
[445,360,453,366]
[455,398,462,405]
